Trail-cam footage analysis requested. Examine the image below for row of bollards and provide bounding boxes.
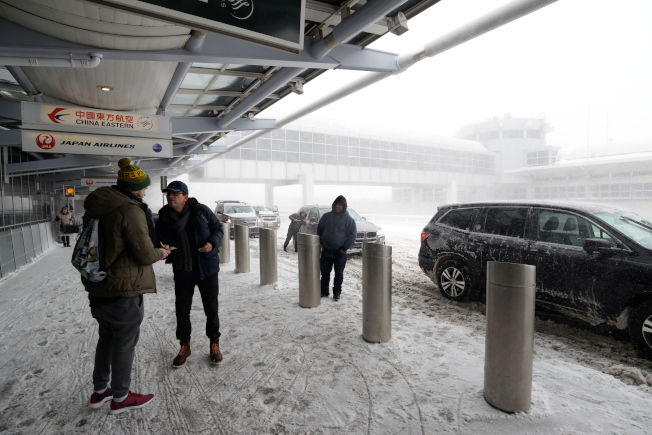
[223,224,535,414]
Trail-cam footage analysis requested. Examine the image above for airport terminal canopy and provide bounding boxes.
[0,0,440,190]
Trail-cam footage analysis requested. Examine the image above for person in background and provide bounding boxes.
[284,208,307,252]
[83,158,170,415]
[156,181,225,368]
[317,195,357,301]
[55,206,75,247]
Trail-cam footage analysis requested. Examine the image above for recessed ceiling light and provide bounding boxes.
[98,86,113,91]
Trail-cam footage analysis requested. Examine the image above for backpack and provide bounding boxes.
[71,218,107,282]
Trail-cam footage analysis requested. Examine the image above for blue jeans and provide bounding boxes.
[90,295,144,398]
[320,250,347,296]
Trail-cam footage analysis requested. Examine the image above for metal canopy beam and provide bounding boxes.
[7,154,110,173]
[171,117,275,135]
[0,19,401,73]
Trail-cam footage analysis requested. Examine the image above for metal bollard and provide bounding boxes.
[484,261,536,413]
[220,222,230,264]
[259,228,278,285]
[234,224,250,273]
[297,232,320,308]
[362,242,392,343]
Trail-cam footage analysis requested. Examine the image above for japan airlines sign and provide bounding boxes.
[81,0,305,53]
[22,130,173,158]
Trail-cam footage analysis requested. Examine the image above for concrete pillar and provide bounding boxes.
[264,183,275,208]
[300,172,314,205]
[445,179,458,204]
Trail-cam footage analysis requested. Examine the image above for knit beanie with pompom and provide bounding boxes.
[116,157,151,191]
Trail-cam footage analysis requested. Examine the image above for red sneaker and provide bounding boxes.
[89,387,113,408]
[109,391,154,415]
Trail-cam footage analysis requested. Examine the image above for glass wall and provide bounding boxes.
[0,147,60,277]
[220,128,495,175]
[1,147,61,227]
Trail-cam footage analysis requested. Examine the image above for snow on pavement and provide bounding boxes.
[0,223,651,434]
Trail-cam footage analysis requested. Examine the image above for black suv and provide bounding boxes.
[419,201,652,360]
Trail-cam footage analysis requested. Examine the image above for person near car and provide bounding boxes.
[284,209,307,252]
[155,181,225,368]
[55,206,75,247]
[83,158,170,415]
[317,195,357,301]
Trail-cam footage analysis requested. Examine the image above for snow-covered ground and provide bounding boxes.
[1,221,651,434]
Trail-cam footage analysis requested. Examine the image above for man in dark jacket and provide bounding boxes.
[83,158,170,415]
[156,181,224,368]
[284,208,307,252]
[317,195,357,301]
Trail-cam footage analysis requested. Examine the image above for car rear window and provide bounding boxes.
[477,207,528,238]
[437,208,476,231]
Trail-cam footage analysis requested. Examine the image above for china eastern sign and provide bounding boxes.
[21,102,170,139]
[82,0,305,53]
[21,130,172,158]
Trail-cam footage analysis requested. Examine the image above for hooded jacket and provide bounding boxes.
[82,186,163,297]
[156,197,224,282]
[288,210,306,232]
[317,195,357,252]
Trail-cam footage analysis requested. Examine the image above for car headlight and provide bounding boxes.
[376,228,383,236]
[224,218,232,224]
[257,217,262,225]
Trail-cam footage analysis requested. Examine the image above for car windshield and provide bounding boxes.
[319,207,361,221]
[225,206,254,213]
[252,206,266,212]
[596,212,652,249]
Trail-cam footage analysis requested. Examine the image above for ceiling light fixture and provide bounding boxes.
[201,144,209,151]
[97,86,113,91]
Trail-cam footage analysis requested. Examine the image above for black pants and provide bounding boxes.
[320,250,347,297]
[284,229,299,251]
[174,273,220,342]
[62,235,70,246]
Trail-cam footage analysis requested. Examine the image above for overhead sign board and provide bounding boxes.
[81,177,118,190]
[80,0,305,53]
[64,185,75,197]
[21,130,173,158]
[21,102,171,139]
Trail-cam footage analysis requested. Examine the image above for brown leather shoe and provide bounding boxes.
[172,340,191,368]
[210,338,223,364]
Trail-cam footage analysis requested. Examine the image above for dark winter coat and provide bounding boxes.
[82,186,163,297]
[317,195,357,252]
[156,198,224,282]
[288,212,305,233]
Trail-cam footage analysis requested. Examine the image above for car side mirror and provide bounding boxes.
[361,217,367,221]
[583,237,612,254]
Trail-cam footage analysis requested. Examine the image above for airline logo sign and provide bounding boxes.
[81,0,305,53]
[81,177,118,190]
[21,130,172,158]
[31,104,166,133]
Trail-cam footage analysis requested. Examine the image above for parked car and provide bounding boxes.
[418,201,652,360]
[299,205,385,254]
[251,205,281,230]
[214,200,261,238]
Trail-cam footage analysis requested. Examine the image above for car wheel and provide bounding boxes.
[628,301,652,361]
[437,260,474,302]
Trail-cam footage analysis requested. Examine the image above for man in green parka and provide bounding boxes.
[83,158,170,415]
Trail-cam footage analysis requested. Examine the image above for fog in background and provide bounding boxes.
[180,0,652,217]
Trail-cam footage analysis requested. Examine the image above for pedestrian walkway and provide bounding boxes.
[0,231,651,434]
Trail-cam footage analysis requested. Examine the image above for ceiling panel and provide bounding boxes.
[22,60,177,112]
